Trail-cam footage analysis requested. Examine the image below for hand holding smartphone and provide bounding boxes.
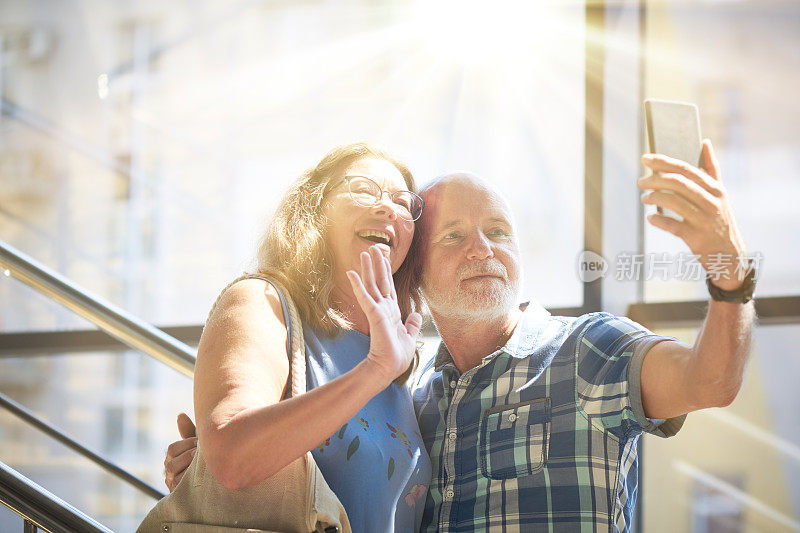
[643,98,703,220]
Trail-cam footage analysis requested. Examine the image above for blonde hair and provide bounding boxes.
[253,142,422,382]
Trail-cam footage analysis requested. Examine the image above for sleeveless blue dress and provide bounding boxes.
[304,325,432,533]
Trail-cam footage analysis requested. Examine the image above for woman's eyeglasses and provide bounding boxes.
[326,175,424,222]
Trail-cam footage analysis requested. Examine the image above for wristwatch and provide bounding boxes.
[706,260,757,303]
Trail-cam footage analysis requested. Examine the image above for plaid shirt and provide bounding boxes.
[413,303,686,532]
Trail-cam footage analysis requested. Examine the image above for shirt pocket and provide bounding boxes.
[478,397,551,480]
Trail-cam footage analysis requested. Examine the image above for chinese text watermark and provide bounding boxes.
[576,251,762,283]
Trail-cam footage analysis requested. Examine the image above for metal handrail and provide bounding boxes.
[0,460,114,533]
[0,391,165,501]
[0,240,196,377]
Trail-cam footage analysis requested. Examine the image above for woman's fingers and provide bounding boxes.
[386,254,398,301]
[357,246,395,301]
[371,247,392,298]
[404,311,422,339]
[346,270,376,313]
[359,251,380,299]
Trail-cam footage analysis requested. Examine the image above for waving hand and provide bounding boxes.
[346,246,423,386]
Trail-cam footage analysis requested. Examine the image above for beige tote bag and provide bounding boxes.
[137,275,350,533]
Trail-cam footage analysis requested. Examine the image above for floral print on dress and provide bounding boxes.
[356,416,371,431]
[316,437,331,453]
[404,484,427,507]
[326,418,418,476]
[387,422,415,458]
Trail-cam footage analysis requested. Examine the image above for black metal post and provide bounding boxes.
[585,0,606,313]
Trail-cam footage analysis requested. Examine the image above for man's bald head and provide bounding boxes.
[421,171,490,193]
[414,171,522,321]
[418,172,514,240]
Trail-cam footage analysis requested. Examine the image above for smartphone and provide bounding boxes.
[643,98,703,221]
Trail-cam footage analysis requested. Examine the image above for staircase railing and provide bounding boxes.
[0,460,114,533]
[0,238,202,530]
[0,240,196,376]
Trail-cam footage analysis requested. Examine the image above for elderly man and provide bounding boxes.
[164,141,754,532]
[411,140,753,531]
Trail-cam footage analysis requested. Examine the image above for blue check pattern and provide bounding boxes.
[413,304,686,532]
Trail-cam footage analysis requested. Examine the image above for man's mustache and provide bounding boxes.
[458,261,508,281]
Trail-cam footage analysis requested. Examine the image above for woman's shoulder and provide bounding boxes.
[196,277,290,393]
[203,278,286,344]
[207,276,287,331]
[194,277,293,452]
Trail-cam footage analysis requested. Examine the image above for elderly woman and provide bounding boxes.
[167,143,432,532]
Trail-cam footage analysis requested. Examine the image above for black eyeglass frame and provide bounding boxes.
[324,174,425,221]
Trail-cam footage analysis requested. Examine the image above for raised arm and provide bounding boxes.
[194,246,421,490]
[636,140,755,420]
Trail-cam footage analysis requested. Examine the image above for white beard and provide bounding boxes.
[422,273,521,322]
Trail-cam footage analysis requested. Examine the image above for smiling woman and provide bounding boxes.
[153,142,432,533]
[256,143,422,340]
[321,158,417,317]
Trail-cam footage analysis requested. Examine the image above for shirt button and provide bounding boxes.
[448,431,457,441]
[445,489,455,499]
[508,413,518,423]
[449,380,457,388]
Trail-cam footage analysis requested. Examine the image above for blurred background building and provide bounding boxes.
[0,0,797,531]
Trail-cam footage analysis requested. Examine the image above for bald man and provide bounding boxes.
[412,141,754,531]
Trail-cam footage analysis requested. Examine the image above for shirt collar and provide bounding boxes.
[433,301,552,371]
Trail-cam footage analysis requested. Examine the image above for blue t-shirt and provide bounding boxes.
[305,325,432,533]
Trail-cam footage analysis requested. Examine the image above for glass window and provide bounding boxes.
[0,1,586,336]
[0,4,587,531]
[0,350,192,476]
[642,1,800,302]
[642,323,800,532]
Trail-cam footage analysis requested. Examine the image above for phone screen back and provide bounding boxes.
[644,99,702,167]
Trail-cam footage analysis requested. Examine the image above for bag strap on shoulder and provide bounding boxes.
[207,274,307,398]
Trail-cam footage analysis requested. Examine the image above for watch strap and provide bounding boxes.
[706,259,757,303]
